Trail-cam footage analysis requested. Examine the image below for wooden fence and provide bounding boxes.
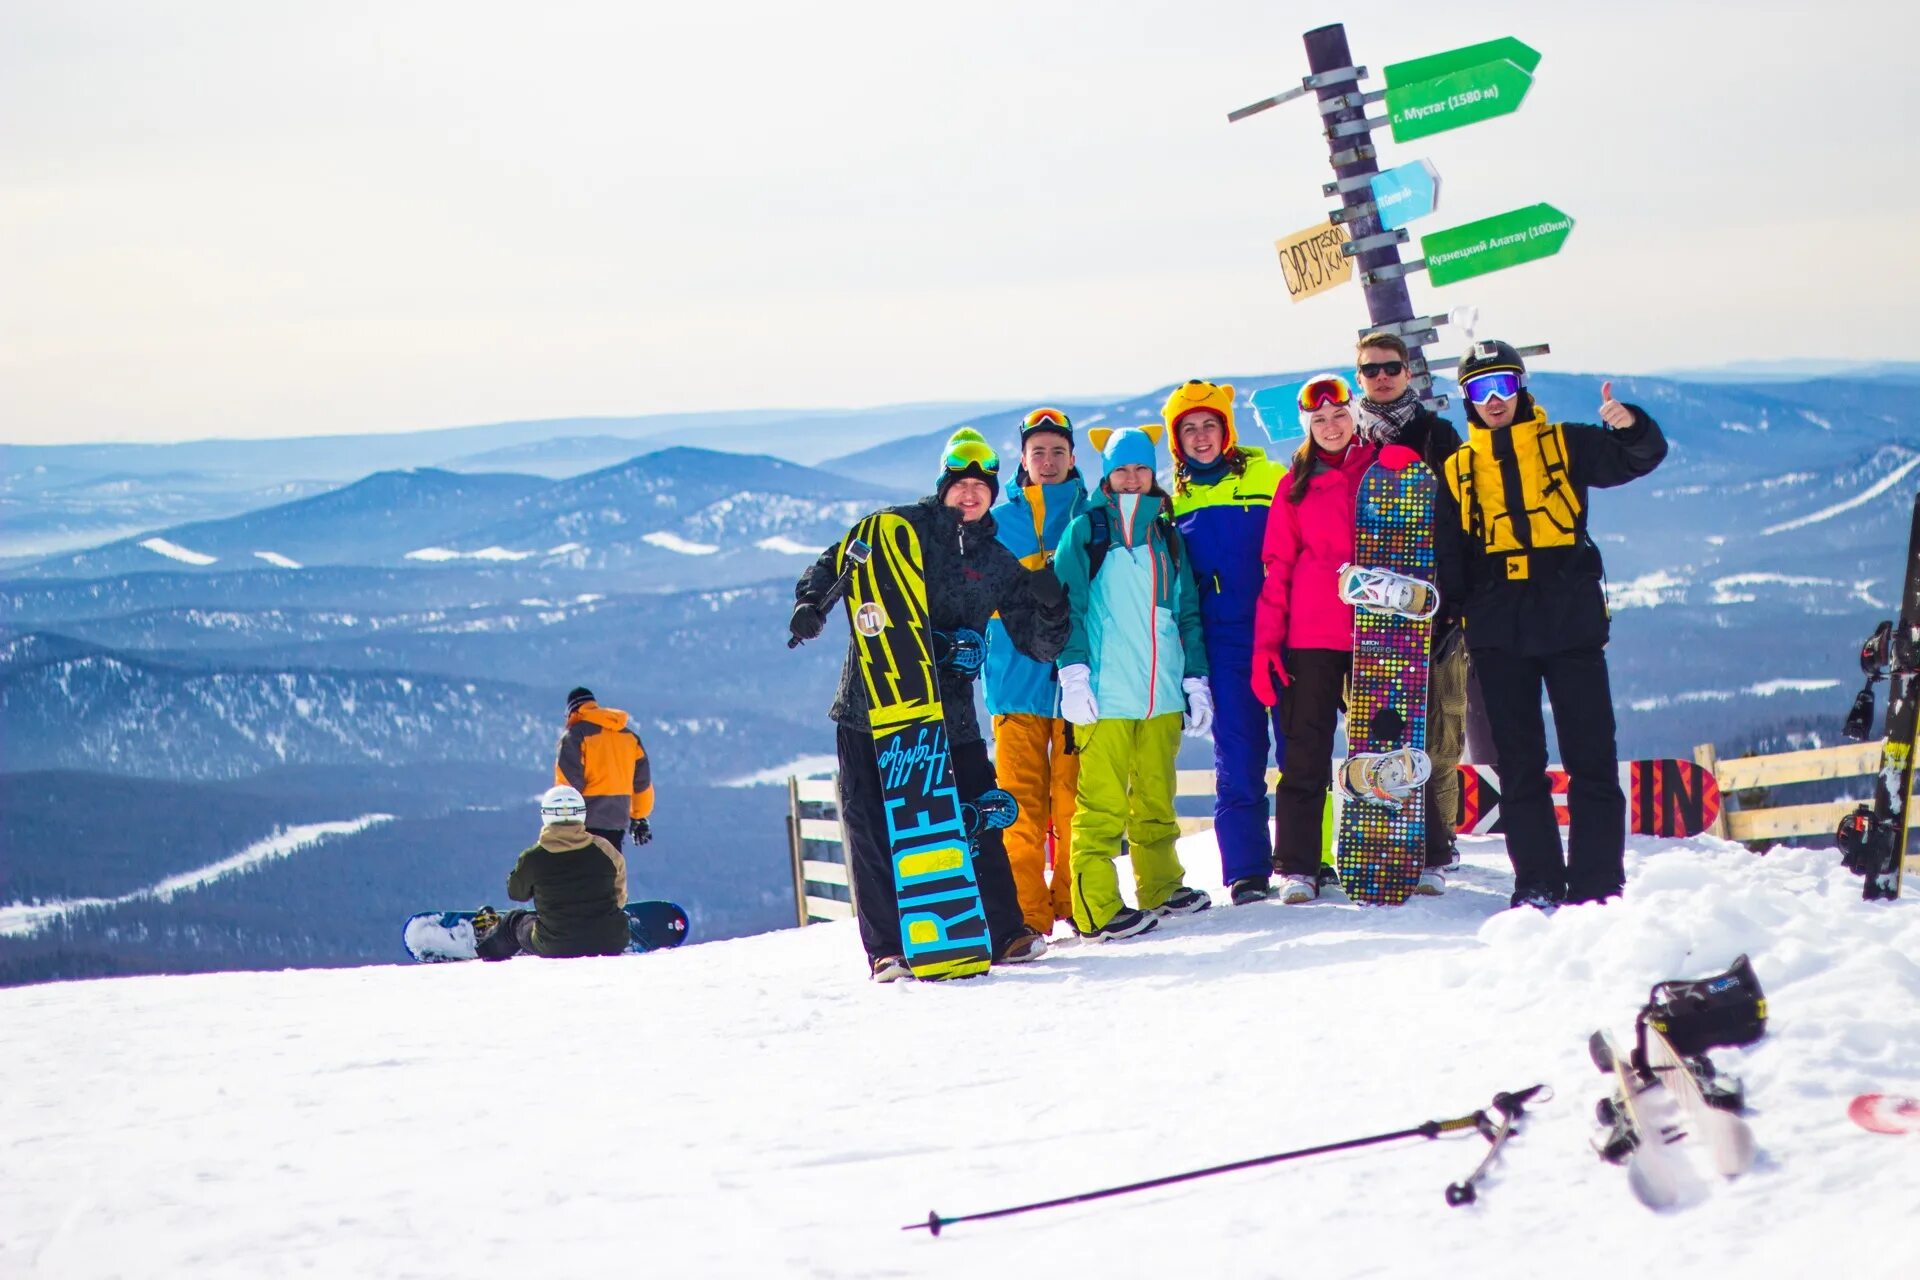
[785,739,1915,925]
[1693,739,1916,844]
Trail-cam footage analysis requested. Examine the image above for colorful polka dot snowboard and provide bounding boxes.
[1337,456,1435,904]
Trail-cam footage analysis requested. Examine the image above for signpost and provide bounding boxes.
[1227,27,1559,401]
[1276,221,1353,303]
[1369,160,1441,231]
[1420,203,1575,287]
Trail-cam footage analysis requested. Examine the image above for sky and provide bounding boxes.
[3,0,1916,445]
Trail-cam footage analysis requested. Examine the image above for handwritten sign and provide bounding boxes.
[1276,222,1352,303]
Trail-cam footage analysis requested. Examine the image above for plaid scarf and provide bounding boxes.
[1354,389,1421,444]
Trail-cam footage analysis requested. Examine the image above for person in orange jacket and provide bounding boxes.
[555,686,654,851]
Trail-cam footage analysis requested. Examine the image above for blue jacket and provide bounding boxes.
[1170,446,1287,640]
[1054,491,1208,721]
[985,478,1092,717]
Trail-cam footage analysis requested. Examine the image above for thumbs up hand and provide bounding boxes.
[1598,380,1635,430]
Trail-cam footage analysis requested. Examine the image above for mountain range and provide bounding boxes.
[3,363,1915,986]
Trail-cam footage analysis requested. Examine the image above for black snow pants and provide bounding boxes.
[835,722,1026,964]
[1474,645,1626,904]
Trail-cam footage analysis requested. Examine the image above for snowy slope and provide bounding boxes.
[4,833,1916,1278]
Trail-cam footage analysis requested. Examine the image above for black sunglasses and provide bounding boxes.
[1357,360,1406,378]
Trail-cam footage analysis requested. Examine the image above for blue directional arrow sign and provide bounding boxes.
[1369,160,1441,231]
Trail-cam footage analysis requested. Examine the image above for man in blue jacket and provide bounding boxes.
[985,408,1093,935]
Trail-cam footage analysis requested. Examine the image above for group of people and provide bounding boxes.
[793,335,1668,981]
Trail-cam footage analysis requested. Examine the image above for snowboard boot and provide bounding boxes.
[996,927,1049,964]
[1156,886,1212,917]
[1279,874,1319,904]
[1230,876,1275,905]
[870,954,913,983]
[1414,868,1447,896]
[1087,907,1160,942]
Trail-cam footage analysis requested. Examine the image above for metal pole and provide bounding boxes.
[1303,24,1430,391]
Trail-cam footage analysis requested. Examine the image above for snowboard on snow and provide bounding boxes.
[840,512,993,980]
[1336,456,1434,904]
[1836,490,1920,900]
[1454,759,1722,838]
[402,901,689,963]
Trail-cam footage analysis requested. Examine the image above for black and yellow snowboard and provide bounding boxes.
[841,512,992,979]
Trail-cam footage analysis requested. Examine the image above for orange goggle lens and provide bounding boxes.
[1297,376,1352,412]
[1023,407,1070,430]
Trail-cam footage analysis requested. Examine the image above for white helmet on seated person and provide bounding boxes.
[540,784,587,825]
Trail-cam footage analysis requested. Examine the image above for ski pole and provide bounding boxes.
[787,537,871,649]
[904,1086,1543,1236]
[1444,1084,1551,1206]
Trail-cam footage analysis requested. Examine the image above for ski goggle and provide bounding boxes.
[943,438,1000,475]
[1461,371,1523,404]
[1023,407,1070,431]
[1356,360,1406,378]
[1297,376,1353,412]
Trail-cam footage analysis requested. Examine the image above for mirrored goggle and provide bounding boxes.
[1023,407,1070,430]
[1462,371,1523,404]
[943,440,1001,473]
[1297,377,1352,412]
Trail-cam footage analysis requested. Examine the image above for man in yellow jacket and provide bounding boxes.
[555,686,654,851]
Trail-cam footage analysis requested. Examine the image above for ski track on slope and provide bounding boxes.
[0,816,393,937]
[1761,452,1920,535]
[2,834,1916,1279]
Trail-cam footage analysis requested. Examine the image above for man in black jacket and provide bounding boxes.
[1354,331,1466,889]
[1434,341,1667,909]
[789,428,1072,979]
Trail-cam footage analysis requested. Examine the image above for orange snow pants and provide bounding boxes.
[993,713,1078,933]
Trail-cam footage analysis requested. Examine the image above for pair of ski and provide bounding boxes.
[1589,1025,1757,1209]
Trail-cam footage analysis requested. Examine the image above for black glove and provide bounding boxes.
[788,601,825,642]
[1029,564,1067,609]
[629,817,653,846]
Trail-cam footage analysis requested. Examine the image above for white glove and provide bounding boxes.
[1058,664,1099,726]
[1182,677,1214,738]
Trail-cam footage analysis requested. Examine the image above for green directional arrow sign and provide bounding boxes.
[1421,203,1574,286]
[1385,57,1535,143]
[1384,37,1541,88]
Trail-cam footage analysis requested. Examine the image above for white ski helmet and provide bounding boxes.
[540,784,587,825]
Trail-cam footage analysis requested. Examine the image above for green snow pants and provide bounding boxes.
[1069,713,1187,934]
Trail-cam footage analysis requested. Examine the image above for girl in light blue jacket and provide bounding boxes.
[1052,426,1216,941]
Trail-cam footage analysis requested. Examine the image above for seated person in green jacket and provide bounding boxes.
[476,785,632,960]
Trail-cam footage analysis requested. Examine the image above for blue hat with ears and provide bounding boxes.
[1088,425,1163,479]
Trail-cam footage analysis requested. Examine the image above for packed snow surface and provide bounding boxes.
[3,833,1916,1278]
[138,536,217,565]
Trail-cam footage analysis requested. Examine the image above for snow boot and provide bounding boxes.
[1414,868,1447,896]
[1087,907,1160,942]
[1156,886,1212,917]
[1280,874,1319,904]
[996,927,1049,964]
[1230,876,1275,905]
[870,954,913,983]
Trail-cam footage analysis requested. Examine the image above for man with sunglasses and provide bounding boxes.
[985,408,1093,936]
[790,428,1071,979]
[1162,379,1289,904]
[1434,341,1667,910]
[1352,333,1466,888]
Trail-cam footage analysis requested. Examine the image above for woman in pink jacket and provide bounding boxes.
[1251,374,1415,903]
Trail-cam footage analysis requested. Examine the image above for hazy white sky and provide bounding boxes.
[4,0,1915,444]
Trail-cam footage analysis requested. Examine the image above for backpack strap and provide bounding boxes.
[1086,506,1112,579]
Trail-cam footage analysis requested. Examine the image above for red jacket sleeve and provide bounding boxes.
[1254,492,1300,656]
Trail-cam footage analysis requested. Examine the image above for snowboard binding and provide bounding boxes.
[1335,746,1432,807]
[1337,563,1441,622]
[1636,953,1768,1059]
[962,789,1020,837]
[933,628,987,677]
